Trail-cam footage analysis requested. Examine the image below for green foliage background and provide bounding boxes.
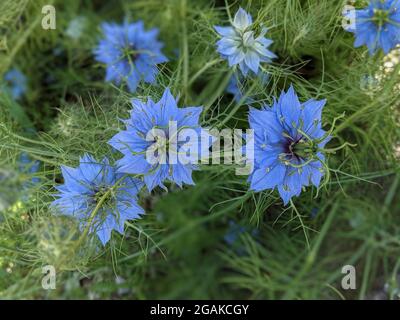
[0,0,399,299]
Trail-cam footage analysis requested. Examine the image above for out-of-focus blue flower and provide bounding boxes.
[0,168,18,212]
[224,220,259,255]
[3,68,27,100]
[248,85,330,205]
[18,153,40,186]
[226,72,269,103]
[94,21,168,92]
[345,0,400,55]
[109,88,207,191]
[51,154,144,245]
[214,8,277,76]
[0,153,40,207]
[224,220,248,246]
[310,207,319,219]
[66,16,87,40]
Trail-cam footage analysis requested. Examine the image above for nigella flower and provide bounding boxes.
[248,85,330,205]
[52,154,144,245]
[3,68,27,100]
[94,21,168,92]
[109,88,207,191]
[214,7,277,76]
[344,0,400,54]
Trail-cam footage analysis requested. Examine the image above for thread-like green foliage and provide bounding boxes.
[0,0,399,299]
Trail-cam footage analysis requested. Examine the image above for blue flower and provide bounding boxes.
[214,7,277,76]
[224,220,259,255]
[94,21,168,92]
[3,68,27,100]
[109,88,206,191]
[310,207,319,219]
[248,85,330,205]
[52,154,144,245]
[345,0,400,55]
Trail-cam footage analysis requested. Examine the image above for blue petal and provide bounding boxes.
[277,85,302,130]
[116,153,151,175]
[233,7,252,30]
[250,163,286,191]
[301,98,326,133]
[171,163,195,187]
[60,165,90,193]
[249,107,284,144]
[143,164,169,191]
[244,51,260,74]
[214,25,236,37]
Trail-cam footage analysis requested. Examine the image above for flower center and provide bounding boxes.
[123,45,139,62]
[238,31,254,53]
[153,135,169,154]
[291,139,313,159]
[145,129,174,165]
[93,185,114,207]
[149,133,170,160]
[372,9,390,27]
[281,135,318,163]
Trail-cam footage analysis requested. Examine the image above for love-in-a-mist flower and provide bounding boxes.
[94,21,168,92]
[214,7,277,76]
[344,0,400,54]
[248,85,330,205]
[109,88,207,191]
[52,154,144,245]
[3,68,27,100]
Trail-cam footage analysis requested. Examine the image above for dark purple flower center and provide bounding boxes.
[283,138,303,161]
[282,134,317,163]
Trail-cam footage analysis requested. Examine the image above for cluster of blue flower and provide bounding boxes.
[44,3,400,245]
[3,2,399,245]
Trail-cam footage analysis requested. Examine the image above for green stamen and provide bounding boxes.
[372,9,390,27]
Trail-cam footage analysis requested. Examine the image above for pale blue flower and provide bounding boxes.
[215,8,277,76]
